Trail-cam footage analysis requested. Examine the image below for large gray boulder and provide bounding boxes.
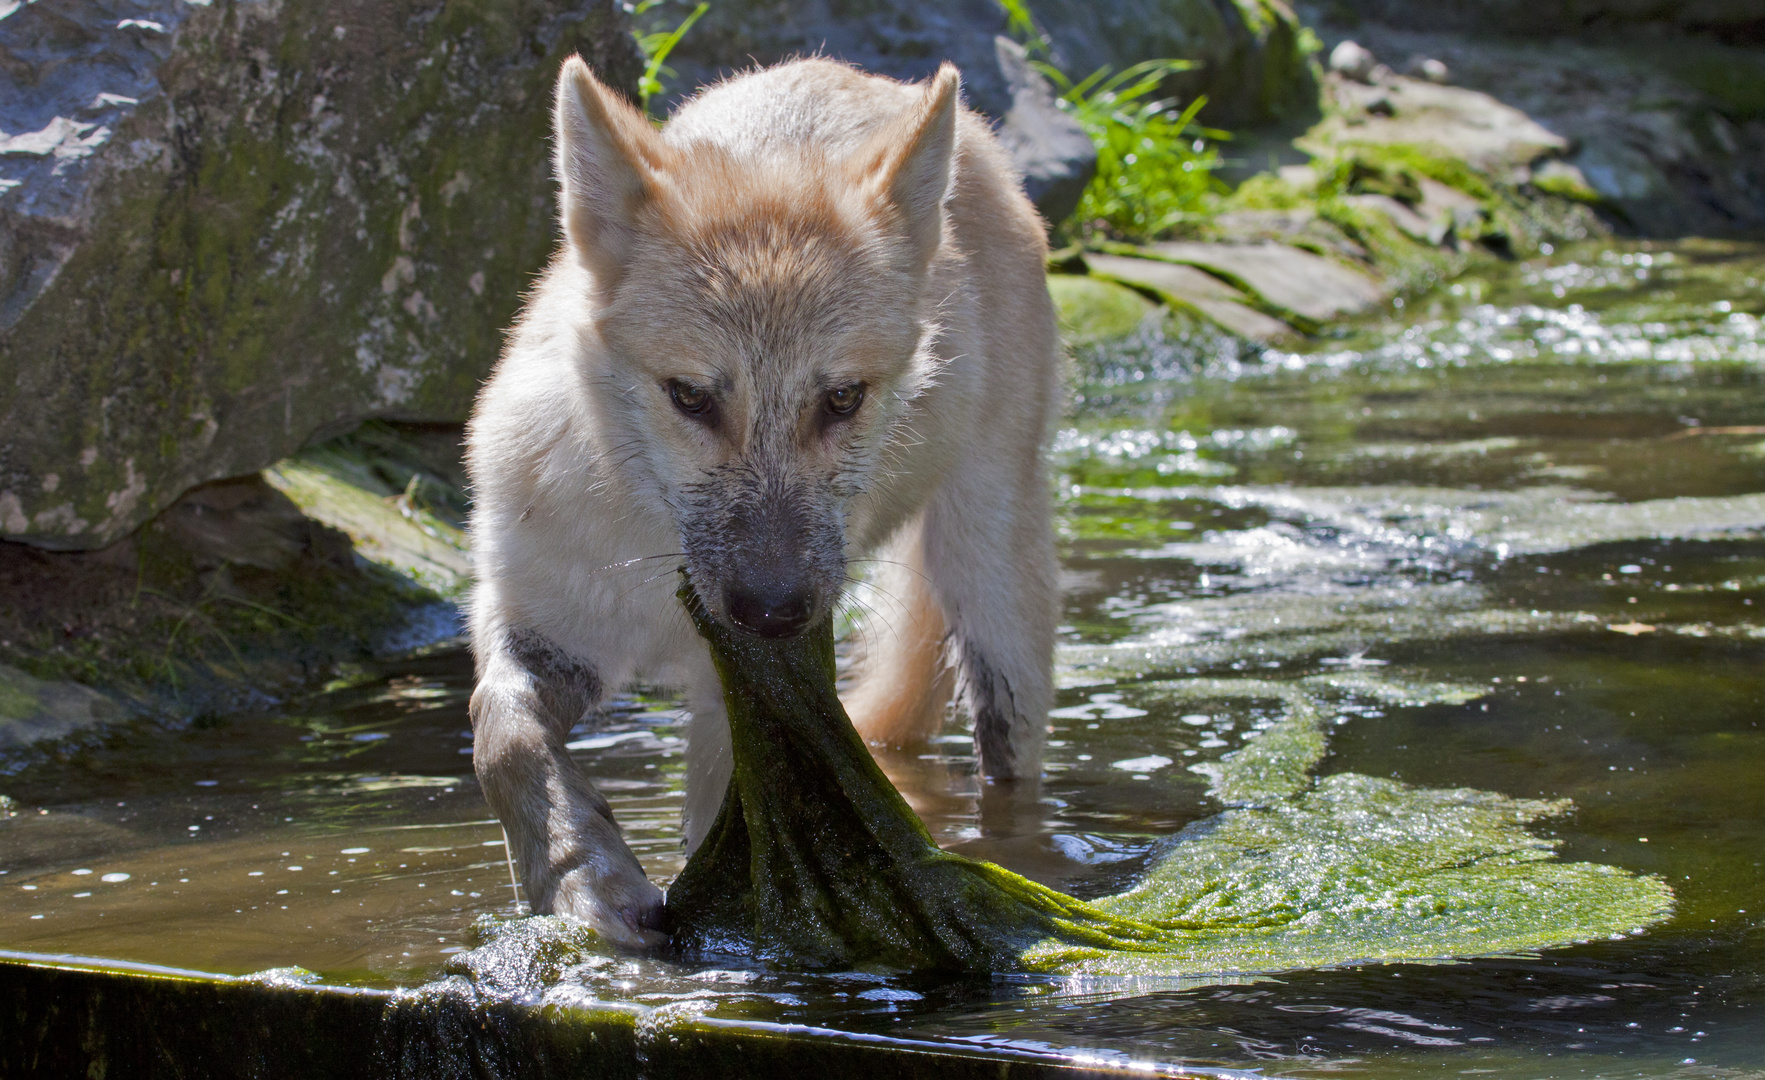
[1031,0,1320,127]
[1317,0,1763,36]
[0,0,641,550]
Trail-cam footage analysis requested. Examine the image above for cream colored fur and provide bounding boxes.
[466,56,1062,947]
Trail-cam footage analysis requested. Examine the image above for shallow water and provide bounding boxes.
[3,239,1764,1077]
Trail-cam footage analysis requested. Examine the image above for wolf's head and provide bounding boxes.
[550,58,961,639]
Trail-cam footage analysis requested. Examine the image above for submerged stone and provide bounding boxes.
[0,662,123,750]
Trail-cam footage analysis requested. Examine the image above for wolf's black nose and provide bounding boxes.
[726,585,813,638]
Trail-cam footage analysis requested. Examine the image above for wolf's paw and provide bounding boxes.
[546,862,666,950]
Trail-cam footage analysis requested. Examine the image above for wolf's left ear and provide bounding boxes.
[554,56,667,292]
[863,64,961,269]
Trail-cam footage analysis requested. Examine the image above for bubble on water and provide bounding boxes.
[857,988,924,1002]
[100,873,129,883]
[1111,756,1172,773]
[341,847,370,854]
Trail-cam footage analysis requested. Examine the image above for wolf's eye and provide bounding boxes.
[668,380,713,417]
[825,383,865,417]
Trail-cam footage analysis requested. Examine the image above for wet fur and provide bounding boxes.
[466,57,1062,946]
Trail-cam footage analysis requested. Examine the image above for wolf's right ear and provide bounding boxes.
[554,56,665,292]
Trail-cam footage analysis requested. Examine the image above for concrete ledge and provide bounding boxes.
[0,952,1247,1080]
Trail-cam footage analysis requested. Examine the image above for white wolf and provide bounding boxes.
[466,55,1063,946]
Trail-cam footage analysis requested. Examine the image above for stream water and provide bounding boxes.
[2,239,1763,1077]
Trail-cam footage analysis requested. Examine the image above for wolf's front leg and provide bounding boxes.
[469,627,664,947]
[923,463,1059,781]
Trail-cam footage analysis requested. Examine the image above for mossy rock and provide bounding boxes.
[0,0,642,551]
[1028,0,1322,128]
[0,422,469,734]
[1047,275,1160,343]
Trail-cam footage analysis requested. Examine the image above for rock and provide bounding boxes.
[1324,25,1765,236]
[263,441,471,601]
[1568,136,1679,228]
[992,38,1099,229]
[1330,40,1378,83]
[1319,0,1765,38]
[1084,253,1297,342]
[1025,0,1322,127]
[1318,74,1571,176]
[0,662,122,749]
[1404,56,1450,84]
[1210,206,1373,262]
[1141,241,1386,323]
[1531,159,1605,204]
[0,421,470,737]
[0,0,643,551]
[1047,274,1159,342]
[1349,177,1484,246]
[1347,192,1435,242]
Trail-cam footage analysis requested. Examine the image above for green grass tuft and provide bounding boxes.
[1043,60,1231,242]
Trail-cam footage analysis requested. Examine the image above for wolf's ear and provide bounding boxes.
[862,64,961,269]
[554,56,665,291]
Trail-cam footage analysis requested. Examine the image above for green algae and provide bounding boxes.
[661,577,1673,978]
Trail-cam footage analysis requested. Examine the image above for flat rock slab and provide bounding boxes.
[0,663,122,750]
[1142,242,1387,323]
[1084,254,1295,343]
[1323,75,1570,175]
[1349,178,1485,247]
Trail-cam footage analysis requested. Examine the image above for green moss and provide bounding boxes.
[0,674,39,721]
[1221,172,1311,210]
[1325,142,1495,203]
[265,454,469,600]
[1047,275,1159,343]
[1315,191,1458,295]
[1533,161,1606,204]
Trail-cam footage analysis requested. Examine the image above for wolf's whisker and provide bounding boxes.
[614,565,686,603]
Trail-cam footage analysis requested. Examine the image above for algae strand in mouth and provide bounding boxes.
[662,576,1675,976]
[663,577,1170,972]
